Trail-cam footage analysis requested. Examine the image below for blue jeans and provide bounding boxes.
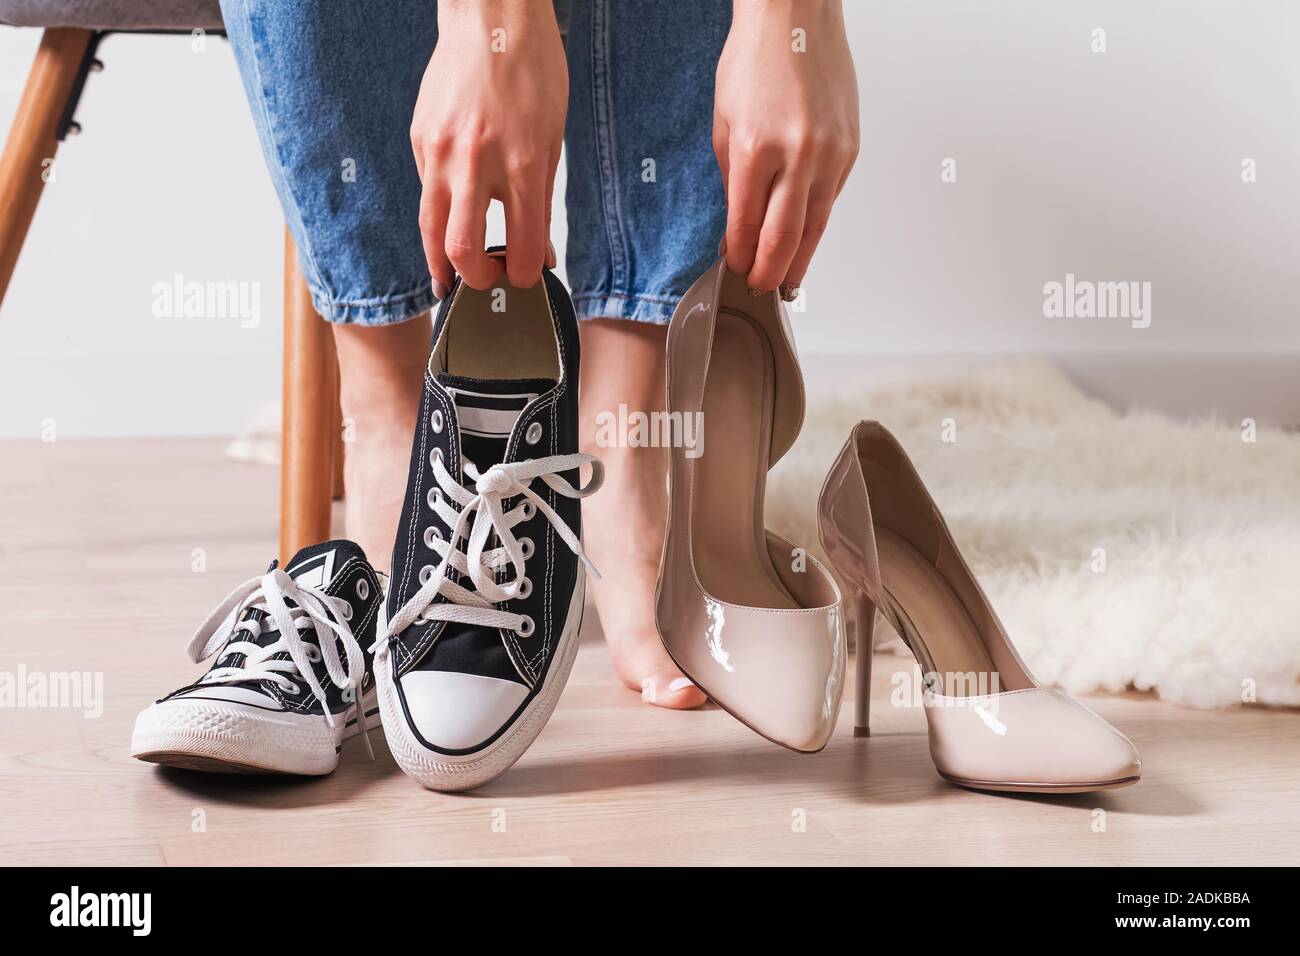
[219,0,731,326]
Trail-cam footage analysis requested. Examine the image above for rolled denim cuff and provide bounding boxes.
[571,291,679,325]
[310,280,438,327]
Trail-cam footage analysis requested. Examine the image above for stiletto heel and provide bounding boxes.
[851,592,876,738]
[819,437,884,741]
[818,421,1141,794]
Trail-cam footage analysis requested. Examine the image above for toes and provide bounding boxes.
[661,678,708,710]
[638,673,708,710]
[602,624,709,710]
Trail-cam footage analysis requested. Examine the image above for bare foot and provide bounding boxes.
[332,315,433,572]
[579,319,707,710]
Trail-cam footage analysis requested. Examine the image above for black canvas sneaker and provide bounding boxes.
[375,259,602,792]
[131,540,382,775]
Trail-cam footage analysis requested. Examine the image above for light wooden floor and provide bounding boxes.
[2,438,1298,866]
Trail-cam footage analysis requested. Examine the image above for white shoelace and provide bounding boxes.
[376,453,603,653]
[187,568,372,754]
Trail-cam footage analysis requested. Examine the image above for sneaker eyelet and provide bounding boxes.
[356,578,369,601]
[517,577,533,599]
[282,682,300,696]
[515,615,535,637]
[426,487,442,510]
[525,421,543,446]
[423,525,442,549]
[520,500,535,521]
[429,447,444,470]
[431,409,444,433]
[419,564,435,586]
[520,537,535,560]
[305,644,322,663]
[339,602,353,621]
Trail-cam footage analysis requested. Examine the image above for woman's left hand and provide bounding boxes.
[713,0,859,296]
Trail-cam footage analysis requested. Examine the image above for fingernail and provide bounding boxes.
[748,287,766,298]
[779,282,800,302]
[433,280,449,301]
[546,240,557,269]
[717,236,727,257]
[667,677,695,693]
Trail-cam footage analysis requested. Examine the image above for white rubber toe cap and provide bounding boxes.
[399,670,530,751]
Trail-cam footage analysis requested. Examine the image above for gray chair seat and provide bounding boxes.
[0,0,223,30]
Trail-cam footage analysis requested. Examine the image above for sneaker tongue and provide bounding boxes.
[282,539,367,590]
[181,539,368,703]
[241,538,364,646]
[438,373,553,468]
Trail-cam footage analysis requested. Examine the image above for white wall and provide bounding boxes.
[813,0,1300,356]
[1,30,283,437]
[802,0,1300,424]
[2,1,1297,437]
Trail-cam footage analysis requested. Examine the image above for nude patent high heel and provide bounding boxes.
[818,421,1141,792]
[655,259,845,753]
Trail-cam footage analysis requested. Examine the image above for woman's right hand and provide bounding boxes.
[411,1,568,296]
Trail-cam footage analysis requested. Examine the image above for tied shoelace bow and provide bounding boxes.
[376,453,604,652]
[187,567,374,758]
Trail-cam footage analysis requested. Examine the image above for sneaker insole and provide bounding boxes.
[693,309,798,610]
[442,280,559,381]
[875,528,997,693]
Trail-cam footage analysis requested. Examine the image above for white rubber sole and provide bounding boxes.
[131,687,378,776]
[378,571,584,793]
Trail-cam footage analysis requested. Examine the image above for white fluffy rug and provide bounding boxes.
[767,359,1300,710]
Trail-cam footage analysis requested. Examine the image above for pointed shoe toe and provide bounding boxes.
[926,687,1141,793]
[659,534,845,753]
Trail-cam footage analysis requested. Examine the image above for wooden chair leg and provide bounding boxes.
[280,229,340,564]
[0,28,93,306]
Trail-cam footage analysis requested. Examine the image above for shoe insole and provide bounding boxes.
[441,280,559,381]
[875,528,997,694]
[693,310,797,610]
